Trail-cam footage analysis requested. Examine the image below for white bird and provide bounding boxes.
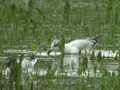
[48,35,101,54]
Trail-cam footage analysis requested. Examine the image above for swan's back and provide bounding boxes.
[65,39,95,49]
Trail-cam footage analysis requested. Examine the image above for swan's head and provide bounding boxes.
[47,39,60,55]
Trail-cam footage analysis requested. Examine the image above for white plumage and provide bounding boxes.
[64,39,95,53]
[48,35,101,54]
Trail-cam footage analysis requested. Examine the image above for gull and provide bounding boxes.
[48,35,101,54]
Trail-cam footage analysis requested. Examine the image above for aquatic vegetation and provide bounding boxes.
[0,0,120,90]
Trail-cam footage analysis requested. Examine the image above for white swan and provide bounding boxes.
[48,35,101,54]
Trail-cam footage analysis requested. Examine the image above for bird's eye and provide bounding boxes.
[54,43,59,47]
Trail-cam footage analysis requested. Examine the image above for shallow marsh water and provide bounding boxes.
[1,0,120,90]
[0,49,120,90]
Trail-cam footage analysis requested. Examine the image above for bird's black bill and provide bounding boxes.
[47,49,53,55]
